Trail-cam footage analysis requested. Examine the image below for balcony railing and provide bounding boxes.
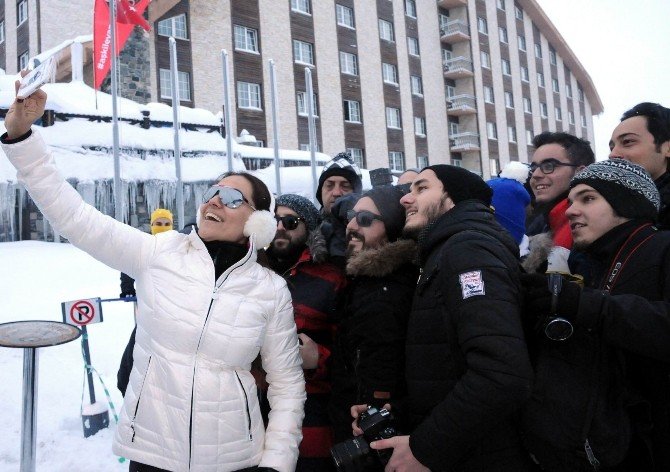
[449,132,480,151]
[440,20,470,43]
[447,94,476,115]
[437,0,467,9]
[443,56,474,78]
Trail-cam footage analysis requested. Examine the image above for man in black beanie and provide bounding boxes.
[330,185,418,442]
[521,159,670,470]
[357,165,534,471]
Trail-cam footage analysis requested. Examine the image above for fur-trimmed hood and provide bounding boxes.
[521,232,553,273]
[346,239,418,278]
[308,227,329,264]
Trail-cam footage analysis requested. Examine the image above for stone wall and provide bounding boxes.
[100,28,152,104]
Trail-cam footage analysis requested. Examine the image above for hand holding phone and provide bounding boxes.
[17,54,58,99]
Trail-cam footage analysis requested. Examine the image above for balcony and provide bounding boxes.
[449,132,480,152]
[447,94,476,115]
[440,20,470,44]
[443,56,474,79]
[437,0,468,8]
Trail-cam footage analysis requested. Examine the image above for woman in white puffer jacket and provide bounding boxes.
[2,88,305,472]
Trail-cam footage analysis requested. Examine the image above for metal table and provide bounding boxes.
[0,320,81,472]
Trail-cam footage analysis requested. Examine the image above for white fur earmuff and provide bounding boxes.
[243,209,277,249]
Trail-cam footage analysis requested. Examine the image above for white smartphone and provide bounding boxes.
[17,54,58,99]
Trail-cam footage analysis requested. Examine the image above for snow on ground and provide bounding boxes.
[0,241,135,471]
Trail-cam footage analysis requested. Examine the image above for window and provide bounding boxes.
[405,0,417,18]
[382,63,398,85]
[449,121,460,135]
[234,25,258,53]
[237,81,262,109]
[552,78,559,93]
[439,13,450,30]
[540,102,548,118]
[300,143,320,152]
[0,21,5,44]
[549,46,557,65]
[442,48,452,62]
[490,159,499,177]
[296,91,318,116]
[347,148,365,168]
[340,51,358,75]
[386,107,401,129]
[417,155,429,168]
[497,0,506,10]
[566,83,572,98]
[487,122,498,140]
[17,0,27,26]
[407,37,420,56]
[336,4,355,28]
[526,129,534,145]
[452,157,463,167]
[480,50,494,69]
[389,151,405,172]
[518,35,526,51]
[515,5,524,20]
[569,111,575,125]
[523,97,532,113]
[537,72,545,87]
[499,27,508,43]
[414,117,427,136]
[555,107,562,121]
[502,59,511,75]
[446,84,456,99]
[581,114,587,127]
[291,0,311,14]
[477,17,488,35]
[18,51,29,71]
[159,69,192,101]
[484,86,494,104]
[508,126,517,143]
[521,66,529,82]
[293,40,314,65]
[157,14,188,39]
[379,19,394,42]
[504,91,514,108]
[344,100,362,123]
[534,43,542,59]
[411,75,423,96]
[578,86,584,102]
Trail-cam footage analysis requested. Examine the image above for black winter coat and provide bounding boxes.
[407,201,534,471]
[329,239,418,442]
[655,172,670,230]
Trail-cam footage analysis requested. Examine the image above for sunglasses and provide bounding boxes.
[528,159,579,175]
[346,210,384,227]
[275,215,304,230]
[202,186,256,210]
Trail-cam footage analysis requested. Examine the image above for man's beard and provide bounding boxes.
[345,231,365,258]
[402,195,448,240]
[268,230,306,261]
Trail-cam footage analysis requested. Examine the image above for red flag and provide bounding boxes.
[93,0,151,90]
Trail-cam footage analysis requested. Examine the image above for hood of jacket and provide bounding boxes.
[346,239,418,278]
[418,200,519,264]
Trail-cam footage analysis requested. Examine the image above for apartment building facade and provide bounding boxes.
[0,0,602,179]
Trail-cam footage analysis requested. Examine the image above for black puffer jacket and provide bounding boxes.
[329,239,418,442]
[406,201,534,471]
[655,172,670,230]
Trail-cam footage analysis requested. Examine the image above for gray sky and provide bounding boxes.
[535,0,670,158]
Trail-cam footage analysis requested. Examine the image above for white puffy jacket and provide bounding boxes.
[3,131,306,472]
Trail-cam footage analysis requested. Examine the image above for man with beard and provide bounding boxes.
[359,165,533,471]
[266,194,346,472]
[329,185,418,443]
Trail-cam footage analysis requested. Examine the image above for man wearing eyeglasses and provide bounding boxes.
[266,194,347,472]
[524,132,594,274]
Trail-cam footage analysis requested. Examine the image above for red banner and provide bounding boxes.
[93,0,151,90]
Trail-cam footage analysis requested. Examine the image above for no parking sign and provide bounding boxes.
[61,298,103,327]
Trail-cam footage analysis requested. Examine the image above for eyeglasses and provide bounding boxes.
[202,186,256,210]
[346,210,384,227]
[528,159,579,175]
[275,215,304,230]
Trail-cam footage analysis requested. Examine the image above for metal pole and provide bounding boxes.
[169,37,185,228]
[110,0,123,222]
[81,326,96,405]
[305,68,318,198]
[221,50,234,172]
[269,60,282,195]
[20,347,38,472]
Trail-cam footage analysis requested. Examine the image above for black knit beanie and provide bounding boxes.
[316,152,363,205]
[425,165,492,206]
[276,194,320,231]
[362,185,406,242]
[570,159,660,221]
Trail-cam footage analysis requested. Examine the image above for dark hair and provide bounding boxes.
[531,131,595,167]
[621,102,670,150]
[215,171,272,211]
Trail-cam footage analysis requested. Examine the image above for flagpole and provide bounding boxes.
[221,50,233,173]
[169,37,185,228]
[110,0,123,222]
[269,59,281,195]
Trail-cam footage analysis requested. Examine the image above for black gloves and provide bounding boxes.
[120,290,136,298]
[520,273,582,321]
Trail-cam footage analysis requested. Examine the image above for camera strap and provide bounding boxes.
[600,223,656,293]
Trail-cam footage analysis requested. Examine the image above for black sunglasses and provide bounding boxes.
[202,186,256,210]
[528,159,579,175]
[346,210,384,227]
[275,215,304,230]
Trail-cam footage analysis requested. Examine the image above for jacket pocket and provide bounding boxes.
[131,355,152,442]
[235,371,253,441]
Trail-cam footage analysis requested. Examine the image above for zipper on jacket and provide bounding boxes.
[235,371,253,441]
[584,438,601,471]
[131,355,152,442]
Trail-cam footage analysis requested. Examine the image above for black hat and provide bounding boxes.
[362,185,406,242]
[424,165,492,206]
[276,194,320,231]
[570,159,660,221]
[316,152,363,205]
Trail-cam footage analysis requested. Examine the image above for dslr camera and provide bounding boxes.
[331,406,396,471]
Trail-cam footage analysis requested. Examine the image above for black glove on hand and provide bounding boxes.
[120,290,136,298]
[520,273,582,321]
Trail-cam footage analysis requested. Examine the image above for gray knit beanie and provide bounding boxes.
[276,194,320,231]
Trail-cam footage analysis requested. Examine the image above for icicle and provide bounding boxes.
[0,182,18,242]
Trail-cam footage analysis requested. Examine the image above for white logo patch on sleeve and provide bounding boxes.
[459,270,485,299]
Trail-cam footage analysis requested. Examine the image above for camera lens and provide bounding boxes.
[545,317,574,341]
[331,437,371,472]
